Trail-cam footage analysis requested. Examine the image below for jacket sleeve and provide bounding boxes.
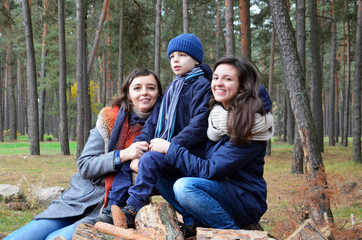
[171,78,212,148]
[165,140,264,179]
[259,84,272,113]
[133,96,162,143]
[77,128,116,180]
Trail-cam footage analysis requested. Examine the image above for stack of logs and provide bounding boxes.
[72,202,331,240]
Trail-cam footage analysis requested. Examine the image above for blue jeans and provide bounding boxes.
[156,176,239,229]
[3,218,76,240]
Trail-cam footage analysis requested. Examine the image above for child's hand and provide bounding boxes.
[150,138,170,154]
[130,159,139,172]
[120,141,149,162]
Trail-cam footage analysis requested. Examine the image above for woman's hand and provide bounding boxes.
[119,141,149,163]
[150,138,170,154]
[130,159,139,172]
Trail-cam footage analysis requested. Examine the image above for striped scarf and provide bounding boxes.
[155,66,204,140]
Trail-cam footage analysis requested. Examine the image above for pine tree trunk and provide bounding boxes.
[154,0,161,77]
[83,2,91,145]
[342,11,351,147]
[309,0,324,152]
[118,0,124,91]
[240,0,251,59]
[328,3,336,146]
[39,18,48,142]
[182,0,188,33]
[215,0,220,61]
[76,0,85,158]
[87,0,109,77]
[292,0,305,174]
[5,0,16,141]
[266,27,275,156]
[287,91,295,144]
[0,58,3,142]
[269,0,334,226]
[353,0,362,163]
[225,0,235,56]
[58,0,70,155]
[22,0,40,155]
[16,59,24,135]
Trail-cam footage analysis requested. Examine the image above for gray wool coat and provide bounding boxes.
[34,108,120,226]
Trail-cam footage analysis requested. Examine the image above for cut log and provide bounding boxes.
[135,202,183,240]
[95,222,154,239]
[72,223,123,240]
[196,227,275,240]
[285,219,328,240]
[111,205,127,228]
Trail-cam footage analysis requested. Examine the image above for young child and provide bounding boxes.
[96,33,213,227]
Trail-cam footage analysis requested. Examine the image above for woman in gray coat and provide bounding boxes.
[4,69,162,240]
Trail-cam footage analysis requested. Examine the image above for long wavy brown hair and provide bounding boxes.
[109,69,163,113]
[210,56,264,145]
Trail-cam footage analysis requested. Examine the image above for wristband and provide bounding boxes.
[113,150,121,169]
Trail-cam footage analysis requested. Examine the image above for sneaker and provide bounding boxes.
[121,205,137,228]
[96,205,113,224]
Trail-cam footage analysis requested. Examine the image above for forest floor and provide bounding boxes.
[0,139,361,239]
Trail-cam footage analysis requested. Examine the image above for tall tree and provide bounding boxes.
[16,58,25,135]
[292,0,306,174]
[240,0,251,59]
[328,1,337,146]
[266,26,276,156]
[215,0,220,60]
[118,0,124,91]
[154,0,161,77]
[83,1,91,145]
[342,1,351,147]
[183,0,189,33]
[5,0,17,140]
[269,0,334,225]
[58,0,70,155]
[87,0,109,77]
[353,0,362,163]
[76,0,85,158]
[39,0,49,142]
[309,0,324,152]
[225,0,235,56]
[0,58,3,142]
[22,0,40,155]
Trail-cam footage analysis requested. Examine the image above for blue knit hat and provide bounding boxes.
[167,33,204,64]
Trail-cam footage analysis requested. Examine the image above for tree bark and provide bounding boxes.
[118,0,124,92]
[5,0,16,140]
[58,0,70,155]
[0,58,3,142]
[106,8,112,103]
[182,0,189,33]
[16,59,24,135]
[39,1,49,142]
[269,0,334,225]
[154,0,161,77]
[22,0,40,155]
[87,0,109,77]
[266,27,275,156]
[287,90,295,144]
[83,1,91,145]
[309,0,324,152]
[328,2,336,146]
[342,4,351,147]
[225,0,235,56]
[240,0,251,59]
[292,0,306,174]
[353,0,362,163]
[76,0,85,158]
[215,0,220,61]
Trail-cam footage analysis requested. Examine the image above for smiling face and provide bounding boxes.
[211,63,240,109]
[129,74,159,113]
[169,51,199,76]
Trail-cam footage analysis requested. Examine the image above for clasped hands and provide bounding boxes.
[121,138,170,173]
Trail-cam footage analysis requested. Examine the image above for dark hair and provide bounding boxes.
[109,69,162,113]
[210,56,263,144]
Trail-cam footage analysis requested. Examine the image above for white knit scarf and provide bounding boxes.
[207,104,274,142]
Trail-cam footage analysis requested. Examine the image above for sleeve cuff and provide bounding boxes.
[113,150,121,169]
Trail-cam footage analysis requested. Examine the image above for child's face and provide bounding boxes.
[169,51,198,76]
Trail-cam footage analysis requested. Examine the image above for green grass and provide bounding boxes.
[0,136,77,155]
